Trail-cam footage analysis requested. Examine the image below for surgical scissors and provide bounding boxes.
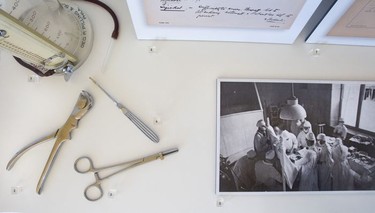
[74,148,178,201]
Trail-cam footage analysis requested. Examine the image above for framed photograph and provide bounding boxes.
[216,79,375,194]
[126,0,322,44]
[306,0,375,46]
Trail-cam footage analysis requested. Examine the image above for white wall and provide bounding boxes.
[1,0,375,212]
[330,84,341,126]
[220,111,263,159]
[359,85,375,132]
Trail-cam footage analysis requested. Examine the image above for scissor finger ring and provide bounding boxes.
[74,156,94,173]
[84,183,103,201]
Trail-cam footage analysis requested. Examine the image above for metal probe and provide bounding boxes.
[89,77,159,143]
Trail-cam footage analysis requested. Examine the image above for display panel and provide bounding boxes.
[306,0,375,46]
[144,0,306,30]
[127,0,322,44]
[217,79,375,194]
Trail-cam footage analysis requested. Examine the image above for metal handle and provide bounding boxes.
[36,140,64,194]
[74,156,95,174]
[6,131,57,170]
[89,77,159,143]
[84,173,104,202]
[122,108,159,143]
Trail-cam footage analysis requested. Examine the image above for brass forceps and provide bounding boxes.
[6,91,94,194]
[74,148,178,201]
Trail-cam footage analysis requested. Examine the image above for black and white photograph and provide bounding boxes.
[217,79,375,193]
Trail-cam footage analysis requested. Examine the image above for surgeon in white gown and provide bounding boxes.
[295,132,319,191]
[316,133,334,191]
[297,121,315,149]
[331,138,355,190]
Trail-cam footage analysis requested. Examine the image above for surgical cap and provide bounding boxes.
[256,120,266,128]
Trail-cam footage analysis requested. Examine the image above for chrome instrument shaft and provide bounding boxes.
[89,77,159,143]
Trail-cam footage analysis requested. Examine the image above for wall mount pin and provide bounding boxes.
[11,186,23,195]
[217,197,224,207]
[108,189,117,198]
[148,46,157,53]
[311,48,321,56]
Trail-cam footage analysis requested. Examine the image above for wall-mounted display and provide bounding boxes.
[127,0,322,44]
[216,79,375,194]
[306,0,375,46]
[144,0,306,30]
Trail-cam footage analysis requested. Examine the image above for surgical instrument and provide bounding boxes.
[89,77,159,143]
[6,91,94,194]
[74,148,178,201]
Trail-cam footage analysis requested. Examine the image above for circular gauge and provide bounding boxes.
[1,0,93,74]
[19,1,93,71]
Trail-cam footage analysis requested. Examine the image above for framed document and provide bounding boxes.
[306,0,375,46]
[126,0,322,44]
[144,0,306,30]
